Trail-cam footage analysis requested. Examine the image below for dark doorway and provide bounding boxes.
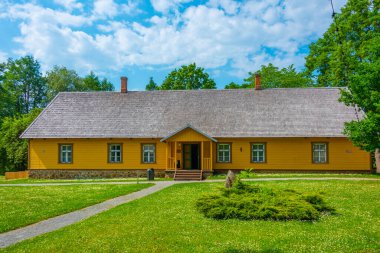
[183,144,200,170]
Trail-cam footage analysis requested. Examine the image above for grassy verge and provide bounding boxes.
[0,183,152,233]
[4,180,380,252]
[207,173,380,180]
[0,177,171,184]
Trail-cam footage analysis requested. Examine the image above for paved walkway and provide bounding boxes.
[0,177,378,248]
[0,181,175,248]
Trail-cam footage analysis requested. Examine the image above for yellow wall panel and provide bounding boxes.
[29,137,371,171]
[214,137,370,171]
[30,138,166,170]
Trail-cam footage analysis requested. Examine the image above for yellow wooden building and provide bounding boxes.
[21,76,372,179]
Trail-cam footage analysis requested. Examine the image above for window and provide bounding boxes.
[217,143,231,163]
[312,143,328,163]
[251,143,266,163]
[59,144,72,164]
[142,144,155,163]
[108,144,122,163]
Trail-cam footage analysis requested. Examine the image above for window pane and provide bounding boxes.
[313,143,327,163]
[217,144,230,162]
[252,143,265,163]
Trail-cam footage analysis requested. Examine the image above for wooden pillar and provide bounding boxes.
[174,141,177,170]
[201,141,204,171]
[210,141,213,170]
[166,141,169,170]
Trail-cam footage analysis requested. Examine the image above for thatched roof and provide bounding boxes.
[21,88,356,139]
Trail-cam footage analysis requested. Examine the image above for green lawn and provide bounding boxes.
[0,183,152,233]
[207,173,380,180]
[0,177,171,184]
[4,180,379,252]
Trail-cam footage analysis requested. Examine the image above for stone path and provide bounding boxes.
[0,181,175,249]
[0,177,378,248]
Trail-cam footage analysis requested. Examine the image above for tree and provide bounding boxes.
[46,68,115,100]
[224,82,241,89]
[1,56,47,115]
[0,109,42,172]
[160,63,216,90]
[305,0,380,172]
[46,66,83,101]
[145,77,158,91]
[225,64,314,89]
[82,71,114,91]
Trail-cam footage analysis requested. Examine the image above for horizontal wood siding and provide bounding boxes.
[214,137,370,171]
[30,139,166,170]
[29,137,371,171]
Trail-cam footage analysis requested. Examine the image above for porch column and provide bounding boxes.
[166,141,169,170]
[174,141,177,170]
[210,141,213,170]
[201,141,204,171]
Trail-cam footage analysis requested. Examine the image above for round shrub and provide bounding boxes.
[195,180,335,221]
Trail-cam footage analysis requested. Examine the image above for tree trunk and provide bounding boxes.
[225,170,235,188]
[375,148,380,174]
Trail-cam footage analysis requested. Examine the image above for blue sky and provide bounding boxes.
[0,0,347,90]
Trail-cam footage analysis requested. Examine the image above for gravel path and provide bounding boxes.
[0,181,175,249]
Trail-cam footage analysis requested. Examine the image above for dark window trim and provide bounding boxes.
[250,142,267,163]
[108,143,123,164]
[216,143,232,163]
[141,143,156,164]
[311,142,329,164]
[58,143,73,164]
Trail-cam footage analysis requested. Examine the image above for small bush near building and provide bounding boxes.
[196,180,335,221]
[239,168,256,178]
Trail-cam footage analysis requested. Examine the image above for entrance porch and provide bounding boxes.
[160,125,216,180]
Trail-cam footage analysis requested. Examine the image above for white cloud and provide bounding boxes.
[54,0,83,12]
[93,0,118,18]
[207,0,240,15]
[150,0,192,13]
[121,0,142,16]
[3,0,348,78]
[0,51,7,62]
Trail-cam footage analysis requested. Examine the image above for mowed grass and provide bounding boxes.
[0,183,152,233]
[4,180,380,253]
[0,177,171,184]
[207,173,380,180]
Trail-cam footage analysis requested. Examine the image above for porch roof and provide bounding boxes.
[160,124,218,142]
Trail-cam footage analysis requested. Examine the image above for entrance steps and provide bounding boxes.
[174,170,203,181]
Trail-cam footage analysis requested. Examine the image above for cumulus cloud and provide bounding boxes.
[150,0,193,13]
[93,0,118,19]
[0,51,7,62]
[54,0,83,12]
[1,0,347,77]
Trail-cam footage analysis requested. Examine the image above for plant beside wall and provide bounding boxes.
[239,168,256,178]
[196,180,335,221]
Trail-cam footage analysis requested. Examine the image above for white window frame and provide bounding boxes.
[59,144,72,164]
[312,143,328,164]
[251,143,266,163]
[109,144,122,163]
[217,143,231,163]
[142,144,155,163]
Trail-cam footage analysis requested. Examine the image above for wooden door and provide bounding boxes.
[183,144,192,170]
